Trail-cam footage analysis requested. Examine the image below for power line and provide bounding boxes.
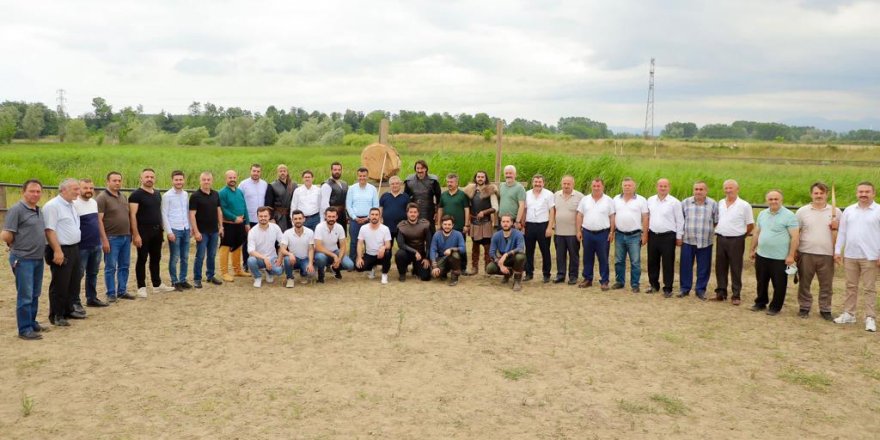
[56,88,67,119]
[643,58,655,140]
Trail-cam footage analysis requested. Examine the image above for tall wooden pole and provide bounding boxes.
[495,120,504,186]
[379,119,389,145]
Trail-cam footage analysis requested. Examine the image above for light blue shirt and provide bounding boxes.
[756,207,799,260]
[346,183,379,219]
[43,195,81,245]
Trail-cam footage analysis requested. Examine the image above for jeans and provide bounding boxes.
[614,231,642,287]
[348,217,367,259]
[304,214,320,232]
[582,228,610,284]
[246,256,284,279]
[315,250,355,273]
[79,244,102,303]
[10,255,43,335]
[168,228,190,284]
[284,255,313,279]
[104,235,131,298]
[193,231,219,281]
[680,243,712,295]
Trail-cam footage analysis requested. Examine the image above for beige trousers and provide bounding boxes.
[843,258,877,319]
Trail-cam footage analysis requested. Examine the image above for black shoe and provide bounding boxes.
[52,316,70,327]
[72,304,87,315]
[696,293,707,301]
[820,311,833,321]
[179,282,193,290]
[611,282,624,290]
[766,309,780,316]
[798,309,809,319]
[677,291,689,298]
[645,287,655,294]
[553,277,565,284]
[193,280,203,289]
[174,283,184,292]
[209,277,224,285]
[107,295,118,303]
[543,276,551,283]
[631,287,640,293]
[663,291,673,298]
[750,305,766,312]
[399,273,406,282]
[567,278,578,285]
[87,299,109,307]
[19,331,42,340]
[68,310,87,319]
[33,322,44,332]
[523,274,534,282]
[502,275,511,284]
[118,293,136,300]
[334,269,342,280]
[317,277,325,283]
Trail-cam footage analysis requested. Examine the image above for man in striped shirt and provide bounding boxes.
[679,181,718,300]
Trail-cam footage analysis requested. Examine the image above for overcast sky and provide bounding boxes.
[2,0,878,130]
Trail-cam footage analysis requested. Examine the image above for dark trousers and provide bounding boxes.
[358,252,391,274]
[46,244,81,319]
[715,235,745,299]
[680,243,712,294]
[525,221,551,277]
[395,248,431,281]
[755,254,787,311]
[647,231,677,293]
[349,217,367,260]
[136,225,164,288]
[486,252,526,274]
[582,228,610,284]
[554,235,580,280]
[436,252,462,276]
[242,222,257,271]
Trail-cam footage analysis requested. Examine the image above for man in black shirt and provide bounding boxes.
[189,171,224,288]
[394,203,432,282]
[129,168,175,297]
[264,164,296,231]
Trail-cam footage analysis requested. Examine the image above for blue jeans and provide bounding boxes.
[348,217,367,259]
[193,231,219,281]
[315,250,355,272]
[304,214,320,232]
[246,256,283,279]
[10,255,43,335]
[582,228,610,284]
[680,243,713,295]
[284,255,313,279]
[104,235,131,298]
[79,245,102,302]
[168,228,190,284]
[614,231,642,287]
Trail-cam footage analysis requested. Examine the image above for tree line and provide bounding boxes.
[661,121,880,143]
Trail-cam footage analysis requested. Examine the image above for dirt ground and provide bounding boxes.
[1,243,879,440]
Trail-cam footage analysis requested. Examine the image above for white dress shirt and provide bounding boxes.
[291,184,322,217]
[716,197,754,237]
[613,194,648,233]
[525,188,555,223]
[647,194,684,238]
[577,194,615,230]
[238,178,268,224]
[835,202,880,260]
[162,188,191,232]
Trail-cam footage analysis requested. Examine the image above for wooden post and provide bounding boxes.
[379,119,389,145]
[495,120,504,185]
[0,185,6,223]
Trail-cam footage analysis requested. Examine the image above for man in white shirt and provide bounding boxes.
[795,182,841,320]
[833,181,880,332]
[279,210,316,288]
[291,169,322,231]
[161,170,192,291]
[611,177,649,292]
[356,208,392,284]
[246,206,284,288]
[714,179,754,305]
[523,174,555,283]
[314,207,355,282]
[553,175,584,285]
[43,178,84,325]
[575,178,616,290]
[647,178,684,297]
[238,163,268,272]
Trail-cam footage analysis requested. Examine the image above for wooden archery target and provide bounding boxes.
[361,143,401,181]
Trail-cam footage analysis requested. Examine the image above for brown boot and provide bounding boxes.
[219,246,234,282]
[448,271,460,286]
[512,272,523,291]
[231,247,248,277]
[482,243,492,273]
[470,242,481,275]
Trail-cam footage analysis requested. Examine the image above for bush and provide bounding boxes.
[177,126,210,146]
[275,130,298,147]
[343,133,374,148]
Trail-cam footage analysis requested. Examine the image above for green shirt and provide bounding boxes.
[756,206,798,260]
[499,182,525,221]
[219,186,249,223]
[440,190,469,231]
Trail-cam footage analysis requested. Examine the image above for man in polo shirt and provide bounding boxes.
[612,177,649,293]
[749,190,800,316]
[524,174,555,283]
[833,181,880,332]
[346,167,379,260]
[43,178,85,326]
[576,178,616,291]
[499,165,526,230]
[130,168,175,298]
[280,210,316,288]
[430,215,466,286]
[291,170,322,231]
[486,214,527,291]
[3,179,47,339]
[74,178,108,308]
[553,175,584,285]
[219,170,250,282]
[96,171,135,301]
[680,181,718,300]
[714,179,755,305]
[246,206,284,288]
[189,171,224,288]
[795,182,841,320]
[264,164,296,231]
[380,176,409,248]
[238,163,267,271]
[438,173,470,273]
[647,178,684,297]
[320,162,348,229]
[404,160,442,234]
[395,203,432,282]
[162,170,192,291]
[314,207,355,281]
[355,207,392,284]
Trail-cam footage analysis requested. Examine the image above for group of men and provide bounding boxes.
[4,160,879,340]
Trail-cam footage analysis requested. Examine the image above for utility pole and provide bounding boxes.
[643,58,655,140]
[56,88,67,118]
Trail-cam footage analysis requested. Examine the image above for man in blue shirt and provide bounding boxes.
[430,216,466,286]
[487,214,527,291]
[346,167,379,260]
[749,190,800,315]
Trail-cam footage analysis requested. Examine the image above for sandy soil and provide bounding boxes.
[1,244,879,439]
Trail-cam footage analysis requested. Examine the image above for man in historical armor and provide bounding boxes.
[320,161,349,230]
[264,164,296,231]
[462,170,497,275]
[404,159,442,235]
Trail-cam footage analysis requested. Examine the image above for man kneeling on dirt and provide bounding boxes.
[486,214,526,291]
[430,215,466,286]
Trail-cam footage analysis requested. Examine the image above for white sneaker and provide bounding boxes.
[285,279,295,288]
[368,269,376,279]
[265,272,274,284]
[867,317,877,332]
[834,312,856,324]
[253,278,262,288]
[137,287,148,298]
[155,283,175,293]
[381,274,388,284]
